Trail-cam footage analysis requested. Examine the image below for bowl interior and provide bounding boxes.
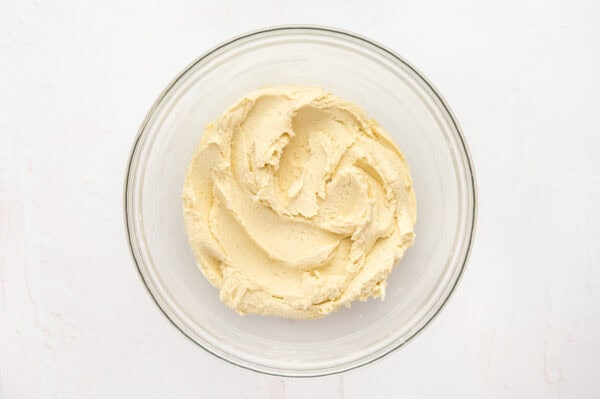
[127,27,475,376]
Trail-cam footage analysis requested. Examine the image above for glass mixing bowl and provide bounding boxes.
[124,26,476,377]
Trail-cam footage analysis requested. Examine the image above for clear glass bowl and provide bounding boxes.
[124,26,476,377]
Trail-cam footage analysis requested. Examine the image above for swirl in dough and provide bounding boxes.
[183,86,416,319]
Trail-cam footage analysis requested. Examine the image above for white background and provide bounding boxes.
[1,0,599,397]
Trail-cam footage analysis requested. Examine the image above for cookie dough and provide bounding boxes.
[183,86,416,319]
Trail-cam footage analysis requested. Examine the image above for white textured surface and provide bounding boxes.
[1,0,599,397]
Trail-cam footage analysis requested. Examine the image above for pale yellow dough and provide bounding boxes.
[182,86,416,319]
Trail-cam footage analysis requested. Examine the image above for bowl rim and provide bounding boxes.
[124,24,478,377]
